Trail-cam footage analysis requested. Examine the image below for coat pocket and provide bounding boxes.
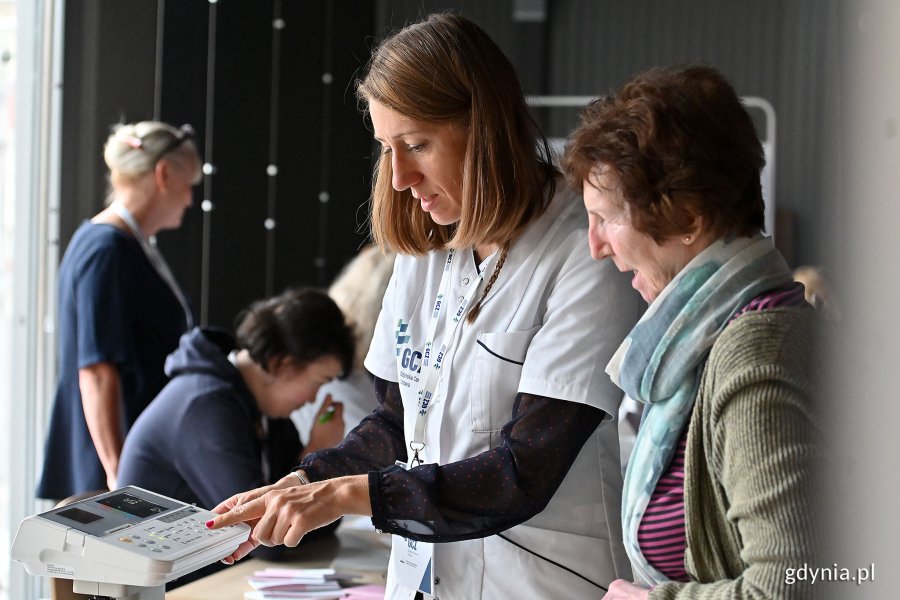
[470,325,540,433]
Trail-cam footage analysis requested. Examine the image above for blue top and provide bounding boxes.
[37,221,191,499]
[117,327,303,509]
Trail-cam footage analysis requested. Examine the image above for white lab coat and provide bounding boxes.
[365,183,643,600]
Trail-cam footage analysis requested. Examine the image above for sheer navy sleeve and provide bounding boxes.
[300,376,408,478]
[301,376,605,543]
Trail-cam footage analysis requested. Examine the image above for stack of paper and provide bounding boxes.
[244,568,385,599]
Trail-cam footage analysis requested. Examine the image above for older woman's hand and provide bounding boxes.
[206,474,371,563]
[602,579,651,600]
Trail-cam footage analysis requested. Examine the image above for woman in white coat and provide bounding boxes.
[208,14,642,599]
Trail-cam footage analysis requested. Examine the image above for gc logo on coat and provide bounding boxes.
[401,348,422,373]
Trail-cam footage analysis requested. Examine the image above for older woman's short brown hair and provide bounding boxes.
[564,65,765,242]
[358,13,555,255]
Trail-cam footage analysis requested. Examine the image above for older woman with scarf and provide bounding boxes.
[564,65,820,599]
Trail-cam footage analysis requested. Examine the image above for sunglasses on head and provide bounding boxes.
[122,124,196,163]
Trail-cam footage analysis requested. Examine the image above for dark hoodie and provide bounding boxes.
[119,328,338,587]
[118,327,303,509]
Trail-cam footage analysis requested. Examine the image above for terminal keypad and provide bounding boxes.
[111,506,237,556]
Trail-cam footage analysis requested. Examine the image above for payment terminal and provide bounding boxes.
[12,486,251,600]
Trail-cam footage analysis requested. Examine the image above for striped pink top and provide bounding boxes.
[637,433,690,580]
[637,282,808,581]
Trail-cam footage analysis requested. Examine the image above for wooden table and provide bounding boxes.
[166,521,390,600]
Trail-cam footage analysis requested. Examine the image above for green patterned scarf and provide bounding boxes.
[606,235,793,585]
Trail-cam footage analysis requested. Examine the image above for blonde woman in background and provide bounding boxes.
[291,244,397,442]
[793,265,839,322]
[38,121,201,500]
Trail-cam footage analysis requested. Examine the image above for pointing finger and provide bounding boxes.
[206,495,266,529]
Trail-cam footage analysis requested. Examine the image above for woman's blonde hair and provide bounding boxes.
[103,121,200,188]
[357,13,555,255]
[328,245,396,369]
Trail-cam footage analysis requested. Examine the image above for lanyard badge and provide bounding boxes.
[391,249,491,595]
[392,458,436,595]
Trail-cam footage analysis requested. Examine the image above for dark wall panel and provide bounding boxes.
[375,0,515,49]
[60,0,158,251]
[545,0,839,266]
[374,1,550,94]
[159,0,376,329]
[62,1,378,330]
[195,0,272,325]
[61,0,836,333]
[154,0,213,326]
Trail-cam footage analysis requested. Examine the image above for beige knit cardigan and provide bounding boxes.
[649,308,820,600]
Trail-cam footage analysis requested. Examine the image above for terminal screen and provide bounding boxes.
[42,486,184,535]
[57,507,103,525]
[98,493,167,519]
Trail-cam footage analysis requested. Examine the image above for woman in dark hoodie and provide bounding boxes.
[118,287,354,519]
[117,288,354,586]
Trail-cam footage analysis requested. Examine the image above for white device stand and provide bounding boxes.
[72,580,164,600]
[12,486,251,600]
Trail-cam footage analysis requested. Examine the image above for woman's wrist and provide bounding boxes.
[330,474,372,517]
[290,470,311,486]
[275,471,306,489]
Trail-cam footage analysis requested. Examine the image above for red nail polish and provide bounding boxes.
[205,520,214,528]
